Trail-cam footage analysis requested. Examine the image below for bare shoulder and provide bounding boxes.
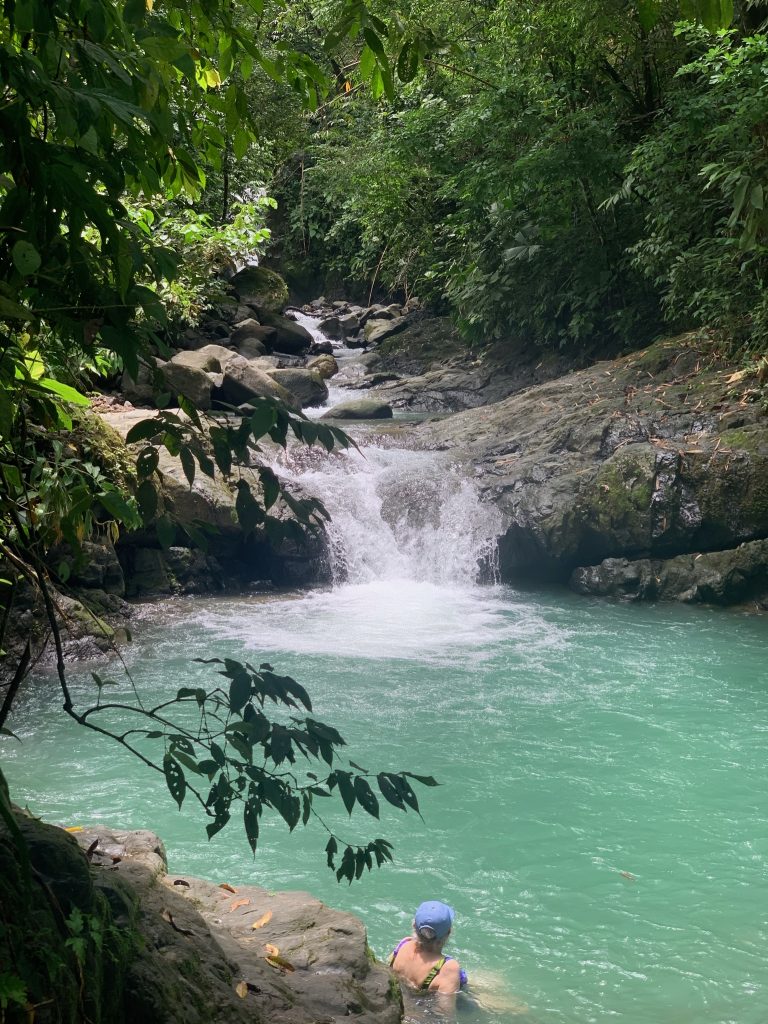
[433,958,461,993]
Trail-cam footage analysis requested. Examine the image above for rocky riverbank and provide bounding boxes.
[9,277,768,674]
[0,810,400,1024]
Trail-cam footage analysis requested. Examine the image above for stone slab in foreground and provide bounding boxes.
[74,824,402,1024]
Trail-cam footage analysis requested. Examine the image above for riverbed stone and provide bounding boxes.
[319,315,343,339]
[214,355,300,410]
[171,347,231,373]
[266,368,329,408]
[160,361,214,410]
[236,327,277,358]
[256,311,313,355]
[364,317,410,346]
[307,354,339,379]
[320,398,393,420]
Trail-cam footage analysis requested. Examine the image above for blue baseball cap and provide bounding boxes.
[414,901,455,940]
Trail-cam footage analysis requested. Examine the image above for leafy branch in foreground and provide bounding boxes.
[78,657,438,884]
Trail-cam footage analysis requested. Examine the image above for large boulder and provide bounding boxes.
[320,398,393,420]
[214,355,300,410]
[267,368,328,408]
[161,361,215,411]
[170,346,233,373]
[257,311,312,355]
[41,822,404,1024]
[364,316,410,346]
[229,265,289,313]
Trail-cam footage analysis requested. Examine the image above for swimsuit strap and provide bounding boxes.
[388,936,413,966]
[420,955,448,990]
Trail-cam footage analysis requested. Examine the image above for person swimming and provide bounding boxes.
[389,900,468,1000]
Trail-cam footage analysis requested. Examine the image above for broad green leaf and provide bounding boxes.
[163,754,187,809]
[38,378,90,406]
[12,241,41,277]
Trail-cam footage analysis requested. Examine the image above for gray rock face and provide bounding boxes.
[267,368,329,408]
[412,336,768,585]
[67,540,125,594]
[171,346,233,373]
[321,399,393,421]
[364,317,409,346]
[54,823,403,1024]
[215,355,300,410]
[101,409,330,589]
[570,539,768,604]
[161,361,214,411]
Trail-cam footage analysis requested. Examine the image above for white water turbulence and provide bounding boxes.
[285,445,501,588]
[199,442,516,665]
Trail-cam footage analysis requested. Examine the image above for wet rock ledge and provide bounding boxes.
[0,812,401,1024]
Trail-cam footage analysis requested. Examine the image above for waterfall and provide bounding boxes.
[278,443,503,588]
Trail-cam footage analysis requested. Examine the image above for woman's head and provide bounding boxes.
[412,901,455,952]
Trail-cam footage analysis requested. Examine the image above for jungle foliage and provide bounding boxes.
[277,0,768,354]
[0,0,442,899]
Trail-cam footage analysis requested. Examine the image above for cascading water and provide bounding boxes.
[289,310,370,415]
[278,443,503,588]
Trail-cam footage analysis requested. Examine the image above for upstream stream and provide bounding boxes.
[5,318,768,1023]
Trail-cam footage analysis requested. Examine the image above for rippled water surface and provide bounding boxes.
[6,585,768,1024]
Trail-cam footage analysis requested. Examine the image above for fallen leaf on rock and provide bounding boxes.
[173,879,190,887]
[218,883,237,893]
[235,981,248,999]
[264,943,279,957]
[251,911,273,930]
[85,838,99,860]
[265,954,295,973]
[65,826,84,833]
[229,897,251,912]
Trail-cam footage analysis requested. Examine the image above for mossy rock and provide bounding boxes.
[71,410,136,490]
[229,266,289,313]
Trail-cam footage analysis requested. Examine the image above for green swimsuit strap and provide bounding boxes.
[420,956,448,990]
